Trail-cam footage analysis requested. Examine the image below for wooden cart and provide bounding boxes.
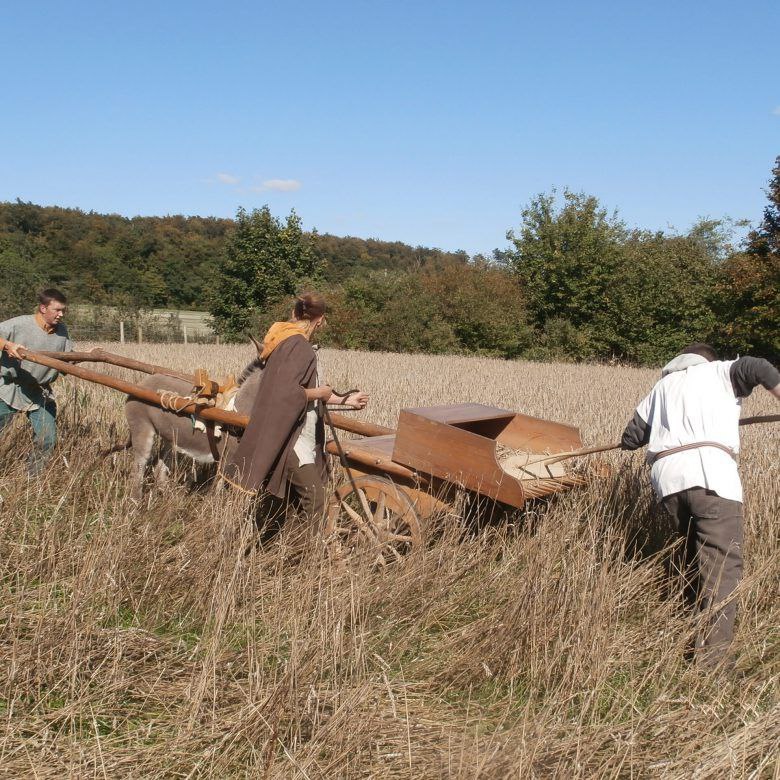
[18,348,594,564]
[324,403,588,564]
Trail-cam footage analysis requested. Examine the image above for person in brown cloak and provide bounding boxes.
[220,292,368,536]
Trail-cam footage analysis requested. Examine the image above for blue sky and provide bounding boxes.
[1,0,778,255]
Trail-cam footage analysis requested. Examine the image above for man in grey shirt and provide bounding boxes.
[0,288,74,474]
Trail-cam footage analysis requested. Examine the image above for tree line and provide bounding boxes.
[1,157,777,364]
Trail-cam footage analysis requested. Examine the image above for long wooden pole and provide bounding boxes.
[22,348,249,426]
[36,348,205,386]
[533,414,780,467]
[20,348,391,437]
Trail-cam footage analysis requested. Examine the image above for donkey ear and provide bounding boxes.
[248,333,263,355]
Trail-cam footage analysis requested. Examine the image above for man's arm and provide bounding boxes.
[0,322,23,360]
[621,411,651,450]
[730,357,780,398]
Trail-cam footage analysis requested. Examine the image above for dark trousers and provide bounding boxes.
[284,451,327,534]
[254,451,327,541]
[662,487,743,668]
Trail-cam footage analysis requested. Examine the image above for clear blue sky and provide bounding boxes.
[1,0,778,255]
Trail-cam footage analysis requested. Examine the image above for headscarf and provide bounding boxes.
[260,321,308,361]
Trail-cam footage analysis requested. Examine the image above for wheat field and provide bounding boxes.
[0,343,778,779]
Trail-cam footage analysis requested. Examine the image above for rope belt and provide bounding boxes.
[651,441,737,464]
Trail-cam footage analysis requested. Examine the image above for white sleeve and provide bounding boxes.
[635,391,652,423]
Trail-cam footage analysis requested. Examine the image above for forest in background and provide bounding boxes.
[1,156,777,365]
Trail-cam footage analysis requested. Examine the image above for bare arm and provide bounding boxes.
[327,390,369,409]
[771,382,780,400]
[303,386,369,409]
[304,385,333,402]
[0,339,23,360]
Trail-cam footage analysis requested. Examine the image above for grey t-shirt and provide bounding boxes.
[0,315,73,411]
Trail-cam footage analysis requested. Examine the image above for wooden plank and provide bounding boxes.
[496,413,582,455]
[392,409,526,508]
[402,403,517,425]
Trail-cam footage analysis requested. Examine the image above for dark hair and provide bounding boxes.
[293,292,326,321]
[37,288,67,306]
[680,343,718,362]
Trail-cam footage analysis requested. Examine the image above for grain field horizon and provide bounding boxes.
[0,343,777,778]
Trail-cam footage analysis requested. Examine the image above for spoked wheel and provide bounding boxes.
[325,475,422,565]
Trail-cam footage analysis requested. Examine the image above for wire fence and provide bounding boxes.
[66,322,221,344]
[1,310,221,344]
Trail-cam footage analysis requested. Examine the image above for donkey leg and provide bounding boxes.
[127,412,156,502]
[153,440,172,491]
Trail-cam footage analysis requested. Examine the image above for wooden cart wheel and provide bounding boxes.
[325,475,422,565]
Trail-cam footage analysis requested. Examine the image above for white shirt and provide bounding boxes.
[636,360,743,503]
[293,358,319,466]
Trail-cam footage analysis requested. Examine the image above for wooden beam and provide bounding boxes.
[20,348,387,436]
[36,348,207,386]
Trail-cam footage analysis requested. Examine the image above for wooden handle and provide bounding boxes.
[739,414,780,425]
[533,442,622,466]
[535,414,778,467]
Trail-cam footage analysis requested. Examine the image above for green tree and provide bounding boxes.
[0,246,47,318]
[208,206,321,340]
[714,156,780,360]
[605,229,718,365]
[325,272,458,354]
[504,189,627,358]
[421,260,532,357]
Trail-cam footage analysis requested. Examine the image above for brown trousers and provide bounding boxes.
[662,487,743,668]
[284,451,327,534]
[254,451,327,541]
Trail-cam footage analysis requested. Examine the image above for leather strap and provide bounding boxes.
[651,441,736,464]
[206,421,221,462]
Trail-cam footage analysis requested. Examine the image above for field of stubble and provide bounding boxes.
[0,343,778,779]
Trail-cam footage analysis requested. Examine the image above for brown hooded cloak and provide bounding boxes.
[220,334,326,496]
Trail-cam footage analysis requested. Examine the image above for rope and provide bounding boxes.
[157,390,216,412]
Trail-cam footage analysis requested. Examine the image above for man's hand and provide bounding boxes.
[1,340,24,360]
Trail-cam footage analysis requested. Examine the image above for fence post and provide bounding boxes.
[137,325,143,344]
[119,321,125,344]
[183,324,188,345]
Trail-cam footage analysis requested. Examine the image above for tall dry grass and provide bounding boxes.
[0,343,777,778]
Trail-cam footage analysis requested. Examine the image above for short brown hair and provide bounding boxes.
[293,292,326,320]
[680,343,718,362]
[37,288,67,306]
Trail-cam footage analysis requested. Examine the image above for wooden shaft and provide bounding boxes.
[36,348,206,386]
[739,414,780,425]
[22,349,250,427]
[21,349,387,436]
[535,414,778,467]
[325,440,423,483]
[326,413,395,437]
[536,442,621,466]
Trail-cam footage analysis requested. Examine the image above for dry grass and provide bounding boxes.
[0,343,778,778]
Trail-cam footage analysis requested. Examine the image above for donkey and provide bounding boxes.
[124,353,264,500]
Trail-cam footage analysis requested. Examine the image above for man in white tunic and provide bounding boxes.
[621,343,780,668]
